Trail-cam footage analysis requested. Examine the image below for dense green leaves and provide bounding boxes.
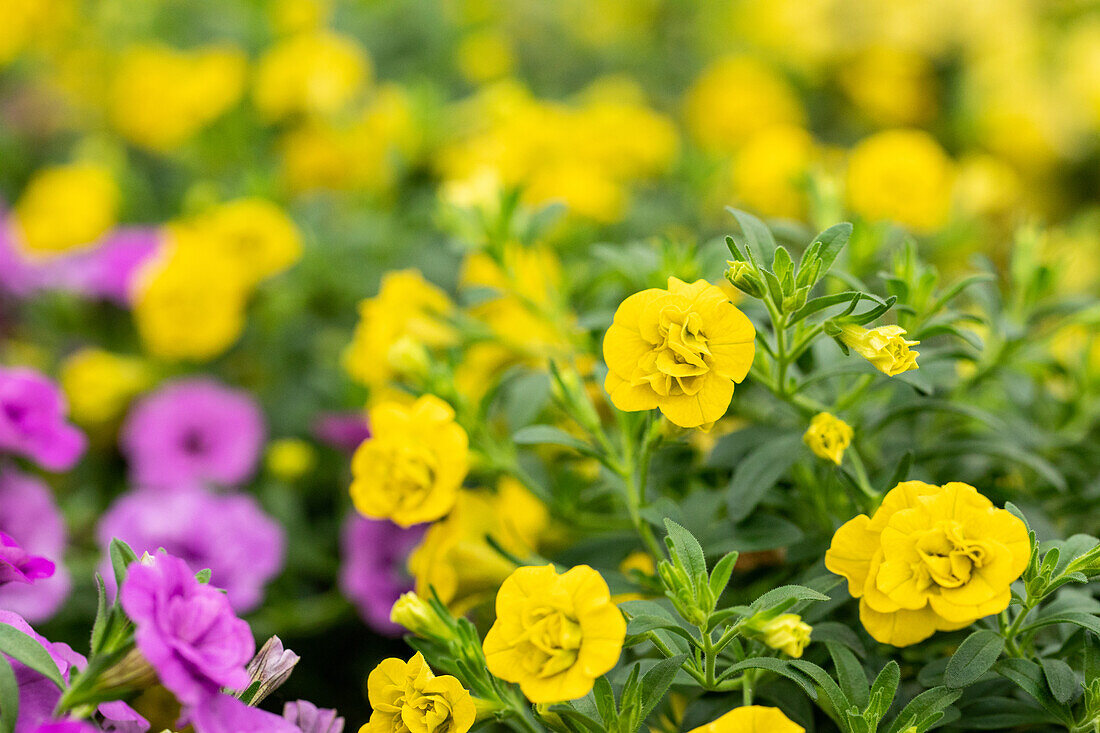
[945,630,1004,688]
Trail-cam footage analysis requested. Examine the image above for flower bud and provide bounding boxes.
[386,335,431,378]
[241,636,300,704]
[265,438,317,482]
[781,285,809,313]
[803,412,853,465]
[390,592,454,640]
[749,613,812,658]
[839,324,919,376]
[96,647,159,693]
[725,261,766,299]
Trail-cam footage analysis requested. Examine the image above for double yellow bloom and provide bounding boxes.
[362,652,474,733]
[826,481,1029,646]
[687,705,804,733]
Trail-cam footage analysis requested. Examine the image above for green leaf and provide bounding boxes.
[945,629,1004,688]
[708,552,739,601]
[662,519,706,580]
[884,686,962,733]
[812,222,853,280]
[1039,658,1078,704]
[512,425,596,456]
[773,246,793,280]
[866,661,900,721]
[1020,612,1100,637]
[926,273,994,318]
[724,657,818,700]
[0,653,17,733]
[638,655,687,722]
[788,659,847,719]
[195,568,212,584]
[827,643,869,709]
[624,616,696,643]
[811,622,866,658]
[787,291,861,325]
[592,676,616,725]
[0,625,63,689]
[726,207,777,267]
[993,658,1073,724]
[90,573,109,655]
[726,434,802,523]
[749,585,830,616]
[109,537,139,592]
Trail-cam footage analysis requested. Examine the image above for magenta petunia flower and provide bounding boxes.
[29,722,98,733]
[0,610,86,733]
[338,515,424,635]
[188,693,300,733]
[312,412,371,454]
[283,700,345,733]
[98,700,151,733]
[120,552,254,707]
[0,531,54,587]
[0,466,71,622]
[99,484,284,613]
[120,378,265,490]
[0,367,85,472]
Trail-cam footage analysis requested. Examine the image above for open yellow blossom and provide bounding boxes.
[109,44,246,151]
[362,652,475,733]
[13,163,119,257]
[755,614,812,658]
[59,348,150,425]
[408,478,547,613]
[483,564,625,703]
[200,198,303,286]
[846,129,954,233]
[840,324,919,377]
[730,125,818,220]
[603,277,755,428]
[350,395,468,527]
[803,412,853,465]
[687,706,804,733]
[254,30,370,121]
[343,269,456,388]
[825,481,1030,646]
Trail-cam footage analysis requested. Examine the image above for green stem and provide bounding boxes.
[617,412,664,560]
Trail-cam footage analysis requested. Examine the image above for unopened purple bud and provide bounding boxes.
[241,636,300,704]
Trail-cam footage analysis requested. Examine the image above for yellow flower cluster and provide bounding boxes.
[483,564,625,703]
[254,30,370,122]
[436,78,678,222]
[132,198,302,361]
[12,163,119,257]
[803,412,854,465]
[59,348,150,425]
[826,481,1030,646]
[603,277,755,429]
[362,652,475,733]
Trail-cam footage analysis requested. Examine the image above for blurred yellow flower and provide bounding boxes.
[483,564,625,703]
[109,44,246,151]
[269,0,330,35]
[755,613,812,658]
[684,56,804,154]
[200,198,303,286]
[687,706,804,733]
[254,30,370,121]
[59,348,149,425]
[846,129,954,232]
[265,438,317,481]
[408,477,547,613]
[13,163,119,257]
[363,652,475,733]
[730,125,818,220]
[825,481,1029,646]
[456,29,514,84]
[603,277,755,428]
[802,412,853,465]
[350,395,468,527]
[343,269,456,388]
[839,46,937,126]
[839,324,919,377]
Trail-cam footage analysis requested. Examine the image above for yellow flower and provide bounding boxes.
[13,164,119,257]
[803,412,853,465]
[839,46,937,126]
[603,277,755,428]
[839,324,919,377]
[825,481,1030,646]
[199,198,303,286]
[265,438,316,481]
[755,614,812,658]
[408,478,547,613]
[350,395,468,528]
[389,592,453,640]
[362,652,475,733]
[483,564,625,703]
[686,706,804,733]
[59,349,149,425]
[109,44,246,151]
[684,56,804,154]
[343,270,456,389]
[730,125,818,220]
[254,30,370,121]
[456,30,514,84]
[846,129,954,233]
[132,244,248,362]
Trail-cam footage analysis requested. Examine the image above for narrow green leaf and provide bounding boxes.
[0,625,63,689]
[512,425,597,456]
[726,434,801,523]
[867,661,900,721]
[707,552,739,601]
[787,291,861,325]
[812,223,853,280]
[1039,658,1078,704]
[725,657,818,700]
[90,573,109,655]
[945,630,1004,688]
[827,642,869,709]
[662,519,707,580]
[0,653,17,733]
[109,537,139,593]
[638,655,687,722]
[884,686,962,733]
[592,676,616,725]
[726,207,777,266]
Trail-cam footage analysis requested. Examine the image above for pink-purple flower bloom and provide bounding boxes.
[98,484,284,612]
[0,531,54,587]
[120,552,254,707]
[312,412,370,454]
[188,693,299,733]
[339,515,423,635]
[0,466,70,622]
[0,367,85,472]
[283,700,345,733]
[120,378,265,490]
[29,722,97,733]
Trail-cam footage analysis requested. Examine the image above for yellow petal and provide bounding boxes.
[824,515,878,597]
[859,600,941,646]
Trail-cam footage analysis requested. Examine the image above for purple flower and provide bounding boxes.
[339,515,423,635]
[0,367,85,471]
[120,378,265,490]
[98,701,151,733]
[283,700,345,733]
[0,531,54,586]
[99,484,284,612]
[0,610,85,733]
[30,722,97,733]
[120,552,254,706]
[0,466,70,622]
[187,693,300,733]
[311,412,370,454]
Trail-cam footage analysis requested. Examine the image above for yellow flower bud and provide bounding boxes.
[839,324,919,376]
[756,613,812,658]
[803,412,854,465]
[265,438,316,482]
[389,592,452,640]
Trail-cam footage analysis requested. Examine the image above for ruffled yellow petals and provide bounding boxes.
[803,412,854,465]
[827,481,1029,646]
[686,705,805,733]
[603,277,755,428]
[840,324,919,376]
[363,652,475,733]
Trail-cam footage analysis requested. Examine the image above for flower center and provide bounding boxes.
[513,603,583,678]
[635,305,711,397]
[371,441,438,509]
[400,690,458,733]
[915,521,991,589]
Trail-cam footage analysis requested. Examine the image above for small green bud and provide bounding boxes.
[726,261,766,298]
